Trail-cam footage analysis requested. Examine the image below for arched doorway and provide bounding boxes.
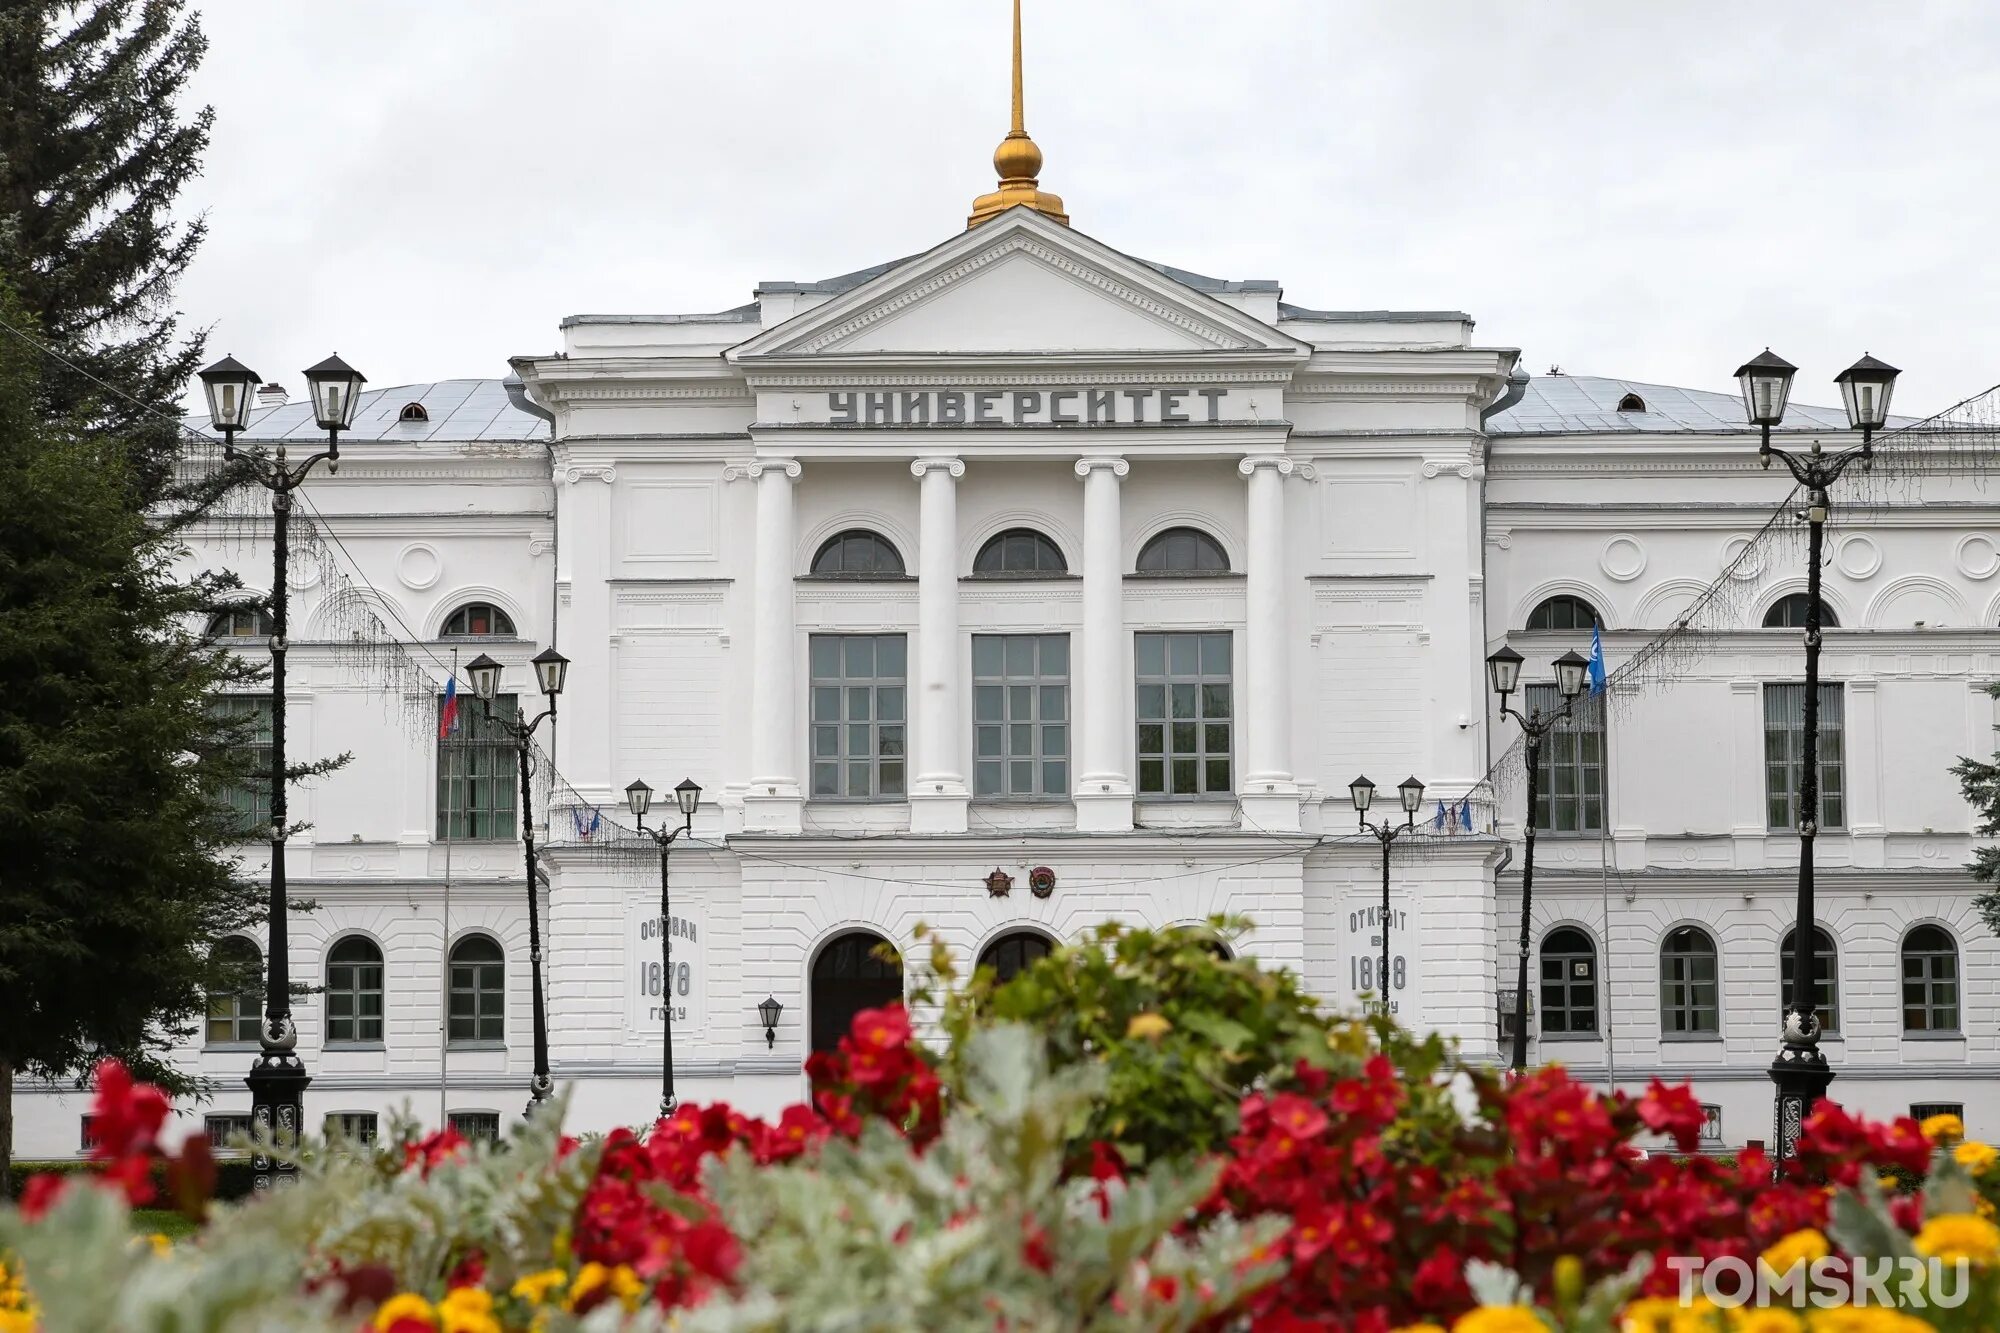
[810,930,904,1053]
[976,929,1055,984]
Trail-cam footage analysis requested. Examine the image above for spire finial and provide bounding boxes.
[967,0,1068,229]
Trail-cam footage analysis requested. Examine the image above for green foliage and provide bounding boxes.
[0,0,214,505]
[1950,685,2000,940]
[932,917,1343,1167]
[4,1157,264,1205]
[0,283,265,1191]
[684,1026,1286,1332]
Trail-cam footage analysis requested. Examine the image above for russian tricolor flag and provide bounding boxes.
[439,676,461,739]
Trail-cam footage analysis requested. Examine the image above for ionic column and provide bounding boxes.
[1238,455,1301,833]
[910,457,968,834]
[744,458,803,833]
[1074,457,1133,832]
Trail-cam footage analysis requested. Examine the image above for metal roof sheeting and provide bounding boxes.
[201,378,549,443]
[1484,374,1910,436]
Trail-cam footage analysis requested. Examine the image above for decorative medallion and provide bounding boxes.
[1028,865,1056,899]
[984,867,1013,898]
[1722,535,1764,581]
[1956,533,2000,580]
[1599,534,1647,583]
[396,542,441,590]
[1835,534,1882,580]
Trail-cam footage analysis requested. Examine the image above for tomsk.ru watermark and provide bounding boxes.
[1665,1256,1973,1309]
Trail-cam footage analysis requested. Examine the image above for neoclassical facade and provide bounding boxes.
[12,119,1994,1161]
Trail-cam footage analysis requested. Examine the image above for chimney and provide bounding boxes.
[257,382,288,409]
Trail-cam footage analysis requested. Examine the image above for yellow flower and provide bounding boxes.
[373,1292,439,1330]
[1622,1295,1720,1332]
[1761,1228,1832,1273]
[1920,1113,1965,1145]
[1125,1012,1172,1041]
[1729,1311,1802,1333]
[1953,1140,1998,1175]
[1452,1308,1551,1333]
[0,1311,37,1333]
[437,1286,500,1333]
[1912,1212,2000,1265]
[1805,1310,1935,1332]
[1393,1324,1449,1333]
[509,1268,569,1306]
[566,1262,644,1313]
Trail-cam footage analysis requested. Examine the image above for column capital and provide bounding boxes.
[1238,454,1308,479]
[1074,456,1130,478]
[910,456,965,479]
[728,457,801,482]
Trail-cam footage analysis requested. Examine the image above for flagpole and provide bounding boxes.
[440,648,457,1129]
[1590,624,1616,1096]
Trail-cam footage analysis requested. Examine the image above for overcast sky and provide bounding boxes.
[174,1,1998,417]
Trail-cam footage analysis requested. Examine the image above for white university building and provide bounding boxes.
[15,74,1996,1160]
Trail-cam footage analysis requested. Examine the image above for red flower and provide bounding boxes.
[402,1126,467,1177]
[88,1059,170,1160]
[19,1172,67,1219]
[1637,1081,1706,1153]
[1022,1218,1055,1273]
[848,1004,912,1052]
[1267,1093,1330,1143]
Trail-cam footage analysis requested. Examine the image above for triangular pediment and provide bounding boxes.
[728,208,1307,363]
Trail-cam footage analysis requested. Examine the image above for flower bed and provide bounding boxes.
[2,923,1996,1332]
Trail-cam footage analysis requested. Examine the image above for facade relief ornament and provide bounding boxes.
[1599,534,1647,583]
[1835,534,1883,580]
[1955,533,2000,580]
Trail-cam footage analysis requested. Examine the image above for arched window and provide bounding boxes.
[207,606,273,640]
[325,937,385,1045]
[810,931,903,1054]
[1539,927,1597,1035]
[1525,595,1600,632]
[973,528,1067,576]
[1902,925,1959,1033]
[1659,926,1719,1035]
[1764,593,1838,629]
[1779,926,1840,1034]
[1135,526,1229,574]
[441,602,516,637]
[205,936,263,1045]
[976,930,1054,983]
[398,401,429,422]
[1616,393,1647,413]
[810,529,906,577]
[449,935,505,1045]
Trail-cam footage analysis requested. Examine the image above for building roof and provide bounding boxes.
[1484,374,1911,436]
[202,378,550,444]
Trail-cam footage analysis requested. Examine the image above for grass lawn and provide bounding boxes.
[129,1208,200,1241]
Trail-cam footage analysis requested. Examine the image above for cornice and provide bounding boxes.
[1490,505,2000,530]
[740,366,1295,388]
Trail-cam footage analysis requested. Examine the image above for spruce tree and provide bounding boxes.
[0,284,263,1195]
[1951,686,2000,938]
[0,0,214,504]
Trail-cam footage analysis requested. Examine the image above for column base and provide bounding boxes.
[1238,783,1303,834]
[1073,784,1134,833]
[909,783,970,834]
[742,783,804,835]
[246,1051,310,1192]
[1770,1041,1835,1165]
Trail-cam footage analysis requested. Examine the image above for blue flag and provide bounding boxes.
[1588,621,1608,695]
[1433,801,1447,831]
[1460,797,1474,832]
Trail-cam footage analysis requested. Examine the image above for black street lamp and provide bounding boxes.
[1349,774,1426,1018]
[1736,347,1900,1165]
[199,352,364,1188]
[1487,644,1591,1073]
[625,775,702,1117]
[463,645,570,1117]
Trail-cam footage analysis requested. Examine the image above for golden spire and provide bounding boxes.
[967,0,1068,229]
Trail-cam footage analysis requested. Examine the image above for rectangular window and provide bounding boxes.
[1701,1104,1724,1144]
[1526,685,1605,834]
[80,1115,100,1153]
[205,1113,254,1152]
[1763,683,1845,830]
[449,1111,501,1143]
[1135,632,1232,798]
[808,634,906,800]
[323,1112,379,1145]
[438,693,518,839]
[971,634,1069,799]
[210,694,274,837]
[1911,1102,1964,1123]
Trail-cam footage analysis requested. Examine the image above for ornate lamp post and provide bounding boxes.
[1735,348,1900,1164]
[1486,644,1591,1072]
[624,776,702,1117]
[198,352,365,1187]
[463,646,570,1117]
[1349,774,1425,1017]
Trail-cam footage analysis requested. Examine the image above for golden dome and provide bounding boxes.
[967,0,1068,229]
